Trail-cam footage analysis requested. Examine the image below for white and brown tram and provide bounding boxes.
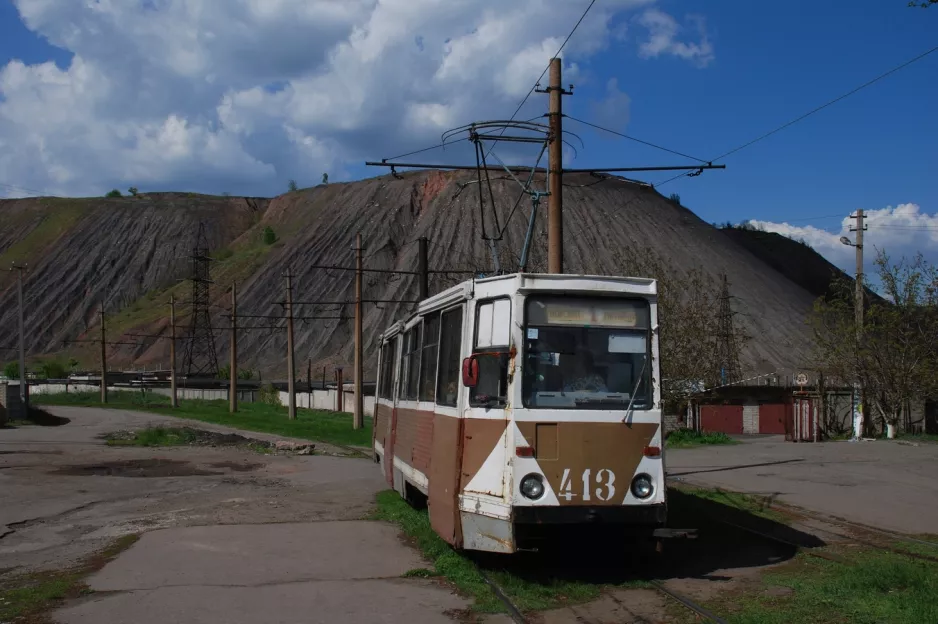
[373,272,665,554]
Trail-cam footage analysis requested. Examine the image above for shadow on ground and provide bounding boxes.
[469,488,827,586]
[1,407,71,428]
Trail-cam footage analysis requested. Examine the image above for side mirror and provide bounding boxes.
[462,356,479,388]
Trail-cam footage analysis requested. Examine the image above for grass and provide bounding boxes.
[671,484,789,524]
[33,391,373,447]
[666,428,739,448]
[0,202,84,268]
[370,490,636,614]
[720,547,938,624]
[104,426,199,447]
[0,534,139,622]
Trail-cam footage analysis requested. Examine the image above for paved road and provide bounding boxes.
[1,406,468,623]
[667,435,938,534]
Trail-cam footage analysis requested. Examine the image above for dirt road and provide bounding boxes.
[1,406,467,623]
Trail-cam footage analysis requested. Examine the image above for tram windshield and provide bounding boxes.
[522,296,652,410]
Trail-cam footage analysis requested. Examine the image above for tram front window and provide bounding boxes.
[523,297,651,410]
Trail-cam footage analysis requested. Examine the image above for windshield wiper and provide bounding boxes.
[622,358,649,424]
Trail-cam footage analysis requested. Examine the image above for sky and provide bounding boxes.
[0,0,936,279]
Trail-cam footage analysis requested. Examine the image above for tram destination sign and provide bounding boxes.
[532,299,647,328]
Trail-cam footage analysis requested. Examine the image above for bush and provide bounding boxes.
[238,368,254,380]
[666,428,736,447]
[288,179,298,192]
[262,226,277,245]
[258,382,281,406]
[33,358,68,379]
[4,361,19,379]
[106,189,122,198]
[669,193,681,205]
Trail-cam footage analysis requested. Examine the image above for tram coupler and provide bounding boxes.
[652,528,698,539]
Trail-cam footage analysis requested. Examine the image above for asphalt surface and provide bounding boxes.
[667,434,938,534]
[1,406,468,623]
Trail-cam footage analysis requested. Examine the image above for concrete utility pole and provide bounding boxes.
[842,209,866,440]
[230,283,238,413]
[99,305,107,404]
[10,264,27,411]
[170,295,177,408]
[417,237,429,301]
[353,233,364,430]
[336,367,344,412]
[544,58,572,274]
[285,271,296,420]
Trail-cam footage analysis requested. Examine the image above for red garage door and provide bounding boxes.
[759,404,788,435]
[700,405,743,434]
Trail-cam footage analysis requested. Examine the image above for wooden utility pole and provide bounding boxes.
[286,271,296,420]
[99,305,107,404]
[850,209,866,439]
[353,233,364,430]
[229,283,237,413]
[307,358,312,409]
[10,264,27,411]
[336,368,344,412]
[417,237,429,301]
[545,58,570,274]
[170,295,177,407]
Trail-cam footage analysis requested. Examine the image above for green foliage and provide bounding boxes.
[127,187,138,196]
[262,225,277,245]
[666,428,738,448]
[217,364,254,380]
[321,173,329,185]
[288,179,298,192]
[105,189,122,198]
[4,361,19,379]
[258,382,281,406]
[33,358,68,379]
[238,368,254,380]
[67,358,79,371]
[668,193,680,204]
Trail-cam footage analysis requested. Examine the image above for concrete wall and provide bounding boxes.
[742,403,759,434]
[27,383,374,418]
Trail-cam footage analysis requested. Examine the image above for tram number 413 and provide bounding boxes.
[558,468,616,502]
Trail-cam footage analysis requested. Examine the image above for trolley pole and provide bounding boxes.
[99,305,107,404]
[170,295,177,408]
[353,233,364,430]
[10,264,27,411]
[417,237,429,301]
[229,283,237,413]
[286,271,296,420]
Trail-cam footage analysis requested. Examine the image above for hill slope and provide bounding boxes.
[0,173,830,379]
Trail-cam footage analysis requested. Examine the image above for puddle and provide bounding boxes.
[208,461,263,472]
[50,459,223,478]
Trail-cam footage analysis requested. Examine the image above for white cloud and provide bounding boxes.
[635,9,714,67]
[749,203,938,277]
[589,78,631,134]
[1,0,703,198]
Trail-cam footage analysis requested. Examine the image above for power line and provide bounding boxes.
[564,115,708,163]
[0,181,55,197]
[483,0,598,158]
[713,44,938,162]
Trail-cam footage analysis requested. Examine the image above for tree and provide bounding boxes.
[288,179,298,192]
[33,358,68,379]
[106,189,122,198]
[322,173,329,185]
[612,245,743,413]
[128,187,139,196]
[262,226,277,245]
[668,193,681,205]
[3,361,18,379]
[810,251,938,438]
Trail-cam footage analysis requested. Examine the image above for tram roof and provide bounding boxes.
[380,272,656,340]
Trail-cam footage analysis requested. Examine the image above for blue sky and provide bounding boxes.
[0,0,935,274]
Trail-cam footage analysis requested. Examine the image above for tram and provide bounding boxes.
[372,272,665,553]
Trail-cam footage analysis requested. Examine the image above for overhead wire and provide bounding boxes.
[563,115,708,163]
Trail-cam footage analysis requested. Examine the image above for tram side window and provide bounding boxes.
[435,307,464,407]
[419,313,440,401]
[471,299,511,407]
[398,330,412,399]
[378,339,395,400]
[405,322,422,400]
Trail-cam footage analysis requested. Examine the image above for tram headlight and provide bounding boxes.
[630,474,654,499]
[520,474,545,500]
